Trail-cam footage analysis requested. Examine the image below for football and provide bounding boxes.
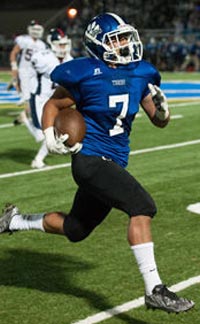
[54,107,86,147]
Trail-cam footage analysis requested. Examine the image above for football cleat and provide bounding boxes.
[145,284,195,313]
[31,159,46,169]
[0,204,19,233]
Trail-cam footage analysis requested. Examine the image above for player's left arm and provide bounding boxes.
[141,84,170,128]
[9,44,21,92]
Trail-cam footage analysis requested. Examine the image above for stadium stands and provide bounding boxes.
[0,0,200,71]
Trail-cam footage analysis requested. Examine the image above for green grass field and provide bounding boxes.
[0,71,200,324]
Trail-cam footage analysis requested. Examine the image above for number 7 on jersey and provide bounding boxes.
[109,94,129,136]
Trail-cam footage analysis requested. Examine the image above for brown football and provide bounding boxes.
[54,107,86,147]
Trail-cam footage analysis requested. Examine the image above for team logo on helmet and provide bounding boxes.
[86,22,102,39]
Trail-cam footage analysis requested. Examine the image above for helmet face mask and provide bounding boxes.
[102,26,143,64]
[47,28,71,59]
[84,13,143,64]
[28,20,44,39]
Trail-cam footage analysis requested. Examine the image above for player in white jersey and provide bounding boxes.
[10,20,47,142]
[10,20,46,104]
[29,28,73,169]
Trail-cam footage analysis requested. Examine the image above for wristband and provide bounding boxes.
[43,126,55,139]
[11,61,18,70]
[12,78,17,86]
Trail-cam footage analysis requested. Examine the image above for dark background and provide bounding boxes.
[0,0,200,70]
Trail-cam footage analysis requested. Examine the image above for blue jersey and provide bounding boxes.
[51,57,160,167]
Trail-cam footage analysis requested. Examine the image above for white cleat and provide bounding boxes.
[31,159,46,169]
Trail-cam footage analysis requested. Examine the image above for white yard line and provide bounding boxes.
[72,275,200,324]
[0,139,200,179]
[0,163,71,179]
[129,139,200,156]
[137,114,182,120]
[170,114,183,119]
[165,90,200,93]
[163,79,200,83]
[0,123,14,128]
[169,101,200,107]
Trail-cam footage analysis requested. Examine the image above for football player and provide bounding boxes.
[10,20,45,104]
[28,28,72,169]
[10,20,46,142]
[1,13,194,313]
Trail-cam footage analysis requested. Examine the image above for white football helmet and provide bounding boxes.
[27,20,44,39]
[84,12,143,64]
[47,28,71,59]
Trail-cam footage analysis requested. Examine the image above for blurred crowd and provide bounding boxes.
[143,34,200,72]
[1,0,200,71]
[60,0,200,71]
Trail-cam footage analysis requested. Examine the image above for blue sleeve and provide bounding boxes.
[141,62,161,99]
[50,58,91,103]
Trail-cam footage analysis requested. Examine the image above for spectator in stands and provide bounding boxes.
[181,37,200,71]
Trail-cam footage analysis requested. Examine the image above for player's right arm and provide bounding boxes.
[42,86,77,155]
[9,44,21,91]
[42,86,75,130]
[42,59,85,154]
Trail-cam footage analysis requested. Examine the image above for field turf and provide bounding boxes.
[0,71,200,324]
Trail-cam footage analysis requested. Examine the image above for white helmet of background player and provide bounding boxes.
[27,20,44,39]
[47,28,71,59]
